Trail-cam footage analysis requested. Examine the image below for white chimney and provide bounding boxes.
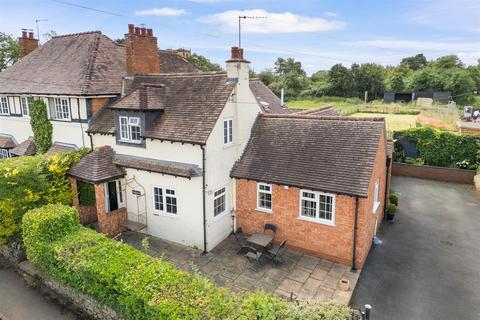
[226,47,250,84]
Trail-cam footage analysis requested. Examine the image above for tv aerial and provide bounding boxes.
[238,15,267,48]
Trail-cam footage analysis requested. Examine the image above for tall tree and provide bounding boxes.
[433,55,464,69]
[327,64,354,97]
[351,63,386,99]
[274,57,306,76]
[30,99,52,153]
[186,53,222,72]
[0,33,20,71]
[400,54,427,70]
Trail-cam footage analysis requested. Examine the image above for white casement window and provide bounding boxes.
[0,148,10,159]
[223,118,233,144]
[54,97,70,120]
[0,97,9,115]
[153,186,177,215]
[257,183,272,211]
[373,179,380,213]
[300,190,335,226]
[20,97,33,116]
[119,116,141,143]
[214,187,226,217]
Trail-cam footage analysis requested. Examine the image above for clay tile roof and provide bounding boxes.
[387,139,394,157]
[296,106,341,117]
[231,114,386,197]
[89,72,235,144]
[0,135,17,149]
[109,85,166,110]
[67,146,124,184]
[46,142,77,155]
[10,137,36,156]
[159,50,200,73]
[113,154,202,178]
[249,79,292,114]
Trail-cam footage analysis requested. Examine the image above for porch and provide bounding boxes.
[119,231,360,304]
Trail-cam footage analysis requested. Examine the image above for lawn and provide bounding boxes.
[350,112,419,132]
[287,97,363,115]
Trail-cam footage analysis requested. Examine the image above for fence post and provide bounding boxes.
[365,304,372,320]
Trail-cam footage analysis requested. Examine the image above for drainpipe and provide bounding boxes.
[87,132,94,150]
[383,157,392,219]
[352,196,359,271]
[201,145,207,254]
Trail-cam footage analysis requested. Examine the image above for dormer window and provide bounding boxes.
[119,116,142,143]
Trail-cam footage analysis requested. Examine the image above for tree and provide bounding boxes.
[258,70,275,86]
[42,30,58,41]
[433,55,464,69]
[274,57,306,76]
[400,54,427,70]
[327,64,354,97]
[466,65,480,92]
[442,68,475,97]
[351,63,385,99]
[113,38,125,45]
[406,67,443,92]
[30,99,52,153]
[385,68,406,91]
[186,53,222,72]
[0,33,20,71]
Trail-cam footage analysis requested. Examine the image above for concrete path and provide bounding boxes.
[351,176,480,320]
[0,267,76,320]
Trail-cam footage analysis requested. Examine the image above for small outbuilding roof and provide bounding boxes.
[231,114,386,197]
[68,146,125,184]
[0,135,17,149]
[46,142,77,155]
[10,137,36,156]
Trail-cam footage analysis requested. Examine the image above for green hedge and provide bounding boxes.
[78,181,96,205]
[393,126,480,169]
[22,204,353,320]
[0,149,89,245]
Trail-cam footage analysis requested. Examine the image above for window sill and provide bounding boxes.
[153,211,178,219]
[255,207,272,214]
[297,216,335,227]
[223,143,235,149]
[50,118,71,122]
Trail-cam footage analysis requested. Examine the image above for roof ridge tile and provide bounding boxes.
[52,31,102,39]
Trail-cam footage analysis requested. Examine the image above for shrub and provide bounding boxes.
[0,149,89,245]
[22,204,353,320]
[30,99,53,153]
[283,302,352,320]
[386,203,397,214]
[77,181,96,205]
[389,193,399,206]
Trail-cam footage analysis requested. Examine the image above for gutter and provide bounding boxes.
[352,196,359,271]
[201,145,207,254]
[383,157,392,219]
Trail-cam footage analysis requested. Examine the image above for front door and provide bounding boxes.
[107,181,118,212]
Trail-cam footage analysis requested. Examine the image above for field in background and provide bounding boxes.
[288,97,363,115]
[350,112,419,132]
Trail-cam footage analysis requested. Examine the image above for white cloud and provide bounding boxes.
[324,12,338,17]
[134,7,188,16]
[200,9,345,33]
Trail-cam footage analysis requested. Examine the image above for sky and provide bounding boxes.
[1,0,479,74]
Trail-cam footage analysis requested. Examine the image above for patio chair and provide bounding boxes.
[264,223,277,236]
[243,245,263,264]
[266,239,287,264]
[234,227,247,252]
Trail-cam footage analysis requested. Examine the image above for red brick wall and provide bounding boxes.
[18,33,38,58]
[235,133,389,269]
[392,162,475,184]
[94,183,127,237]
[125,25,160,74]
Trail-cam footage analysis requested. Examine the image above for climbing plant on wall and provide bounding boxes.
[30,99,52,153]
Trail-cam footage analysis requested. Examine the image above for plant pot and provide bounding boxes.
[339,278,350,291]
[386,213,396,221]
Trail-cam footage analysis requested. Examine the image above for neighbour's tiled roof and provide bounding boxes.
[231,114,386,197]
[89,72,235,144]
[113,154,202,178]
[46,142,76,155]
[387,139,394,157]
[10,137,36,156]
[0,33,199,96]
[0,135,17,149]
[67,146,124,183]
[249,79,292,114]
[296,106,341,117]
[109,85,166,110]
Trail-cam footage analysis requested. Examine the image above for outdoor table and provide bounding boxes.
[247,233,273,249]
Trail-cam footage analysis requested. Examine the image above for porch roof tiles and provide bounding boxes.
[0,135,16,149]
[10,137,36,156]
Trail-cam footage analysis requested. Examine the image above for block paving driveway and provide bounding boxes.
[351,176,480,320]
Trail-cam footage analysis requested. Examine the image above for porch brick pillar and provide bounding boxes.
[68,177,79,207]
[94,183,127,237]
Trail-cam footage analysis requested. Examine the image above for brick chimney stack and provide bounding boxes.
[125,24,160,74]
[18,30,39,58]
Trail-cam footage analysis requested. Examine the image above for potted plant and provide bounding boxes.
[386,203,397,221]
[389,193,399,206]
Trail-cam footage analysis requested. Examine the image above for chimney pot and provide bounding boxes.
[134,27,141,35]
[128,24,134,34]
[28,32,34,39]
[231,46,244,60]
[146,28,153,36]
[140,27,146,36]
[22,31,27,38]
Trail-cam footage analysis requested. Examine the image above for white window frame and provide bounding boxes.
[104,180,125,213]
[119,116,129,140]
[223,118,233,145]
[0,148,10,159]
[299,189,336,226]
[213,186,227,218]
[373,179,380,213]
[0,97,10,115]
[118,116,142,144]
[152,186,177,216]
[54,97,70,121]
[20,96,33,117]
[256,183,272,212]
[128,117,141,143]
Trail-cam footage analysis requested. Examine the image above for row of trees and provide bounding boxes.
[255,54,480,102]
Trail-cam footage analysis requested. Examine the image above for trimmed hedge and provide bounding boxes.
[22,205,353,320]
[0,149,89,245]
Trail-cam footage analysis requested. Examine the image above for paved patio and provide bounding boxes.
[119,231,360,304]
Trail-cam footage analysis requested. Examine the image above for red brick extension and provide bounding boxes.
[236,135,388,269]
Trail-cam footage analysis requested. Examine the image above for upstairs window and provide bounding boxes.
[257,183,272,211]
[21,97,33,116]
[223,118,233,144]
[0,97,9,115]
[214,187,226,217]
[119,116,142,144]
[300,190,335,225]
[373,179,380,213]
[54,98,70,120]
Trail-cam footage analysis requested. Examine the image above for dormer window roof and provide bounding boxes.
[109,84,166,111]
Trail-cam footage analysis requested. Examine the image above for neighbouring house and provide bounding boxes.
[0,25,200,156]
[231,115,392,269]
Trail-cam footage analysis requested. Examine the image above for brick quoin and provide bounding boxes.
[235,134,389,269]
[125,24,160,74]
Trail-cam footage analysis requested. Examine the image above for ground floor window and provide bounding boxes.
[0,148,10,158]
[104,180,124,213]
[153,186,177,215]
[214,187,226,217]
[257,183,272,211]
[300,190,335,225]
